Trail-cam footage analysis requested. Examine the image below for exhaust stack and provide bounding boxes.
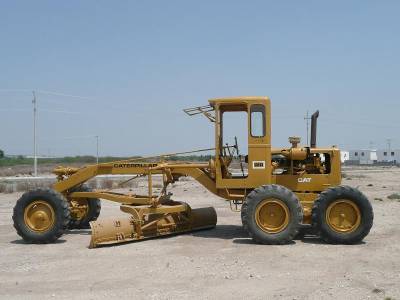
[310,110,319,148]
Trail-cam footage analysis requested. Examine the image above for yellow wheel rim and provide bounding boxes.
[23,200,55,232]
[255,199,290,233]
[326,199,361,233]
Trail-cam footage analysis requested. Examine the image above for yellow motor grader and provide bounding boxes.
[12,97,373,247]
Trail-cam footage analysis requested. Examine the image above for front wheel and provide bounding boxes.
[312,186,373,244]
[241,185,303,244]
[13,189,71,243]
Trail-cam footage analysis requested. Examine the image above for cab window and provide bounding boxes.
[250,104,265,137]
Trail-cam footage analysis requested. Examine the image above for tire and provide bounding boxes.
[312,186,373,244]
[68,185,101,229]
[294,228,306,240]
[241,184,303,244]
[293,226,316,240]
[13,189,70,243]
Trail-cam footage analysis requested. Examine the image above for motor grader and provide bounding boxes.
[12,96,373,247]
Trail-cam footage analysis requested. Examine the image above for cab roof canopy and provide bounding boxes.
[208,96,270,107]
[183,97,270,122]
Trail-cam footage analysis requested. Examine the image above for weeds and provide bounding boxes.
[387,193,400,200]
[0,177,144,193]
[352,174,367,179]
[0,179,54,193]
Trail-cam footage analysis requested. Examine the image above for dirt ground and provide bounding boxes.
[1,166,400,300]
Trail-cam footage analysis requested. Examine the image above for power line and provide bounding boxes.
[37,90,93,100]
[36,135,100,163]
[40,109,81,115]
[0,88,93,100]
[0,109,30,112]
[319,118,400,129]
[0,108,80,114]
[0,89,32,93]
[39,135,98,141]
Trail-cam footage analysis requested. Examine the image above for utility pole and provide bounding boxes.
[304,110,310,146]
[369,141,374,150]
[32,91,38,177]
[387,138,392,162]
[95,135,99,164]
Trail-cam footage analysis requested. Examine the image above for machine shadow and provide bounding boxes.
[192,226,295,245]
[191,224,249,240]
[192,225,346,246]
[10,239,66,245]
[300,237,366,246]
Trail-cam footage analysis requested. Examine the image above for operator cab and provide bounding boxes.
[208,97,272,189]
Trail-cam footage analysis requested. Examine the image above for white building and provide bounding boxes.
[341,151,350,163]
[377,149,400,164]
[348,149,377,165]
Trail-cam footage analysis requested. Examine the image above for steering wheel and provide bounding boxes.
[220,140,235,178]
[220,137,242,178]
[234,136,246,177]
[234,136,240,156]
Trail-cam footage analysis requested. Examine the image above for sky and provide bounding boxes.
[0,1,399,157]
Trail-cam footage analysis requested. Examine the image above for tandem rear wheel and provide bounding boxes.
[312,185,373,244]
[241,185,373,244]
[241,184,303,244]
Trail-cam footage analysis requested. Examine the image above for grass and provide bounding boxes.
[372,288,383,293]
[0,155,214,177]
[0,179,55,193]
[387,193,400,200]
[0,155,139,167]
[0,177,142,194]
[351,174,368,179]
[0,154,213,168]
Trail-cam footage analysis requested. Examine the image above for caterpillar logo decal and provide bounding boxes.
[252,161,266,169]
[113,163,158,168]
[298,177,312,183]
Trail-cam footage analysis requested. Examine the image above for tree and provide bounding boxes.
[0,149,4,159]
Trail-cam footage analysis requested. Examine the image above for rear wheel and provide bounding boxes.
[312,186,373,244]
[241,185,303,244]
[13,189,70,243]
[68,185,101,229]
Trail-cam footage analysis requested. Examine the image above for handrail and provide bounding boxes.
[183,105,215,122]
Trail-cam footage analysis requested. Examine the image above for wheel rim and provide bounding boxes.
[24,200,55,232]
[255,199,290,233]
[326,199,361,233]
[69,199,89,221]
